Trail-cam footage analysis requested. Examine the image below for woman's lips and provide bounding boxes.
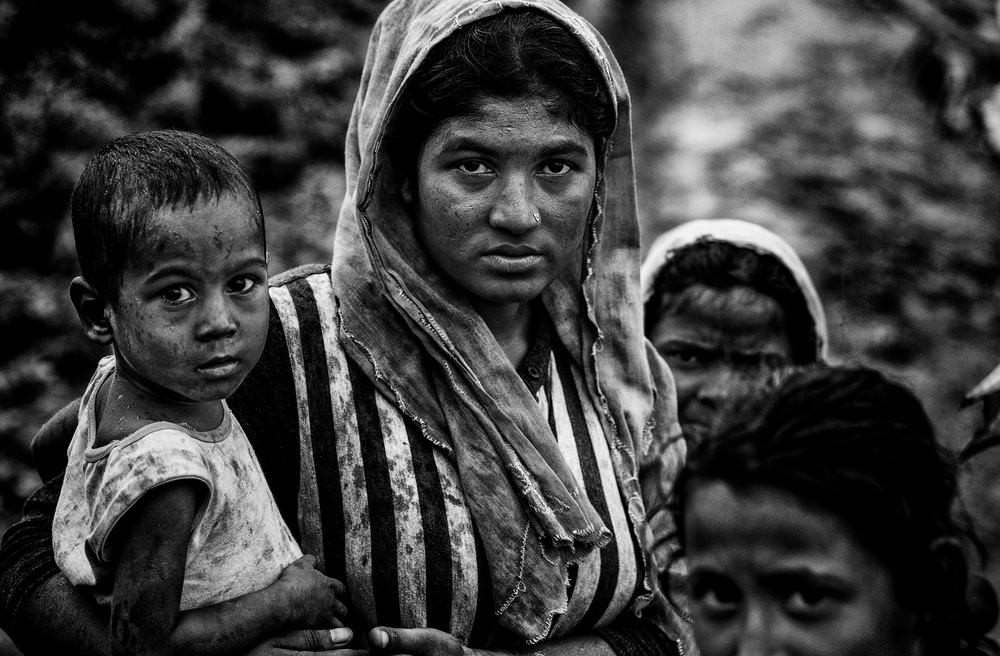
[483,245,544,272]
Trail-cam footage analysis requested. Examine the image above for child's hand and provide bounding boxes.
[274,554,349,628]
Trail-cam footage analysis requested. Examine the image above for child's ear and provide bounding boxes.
[70,277,113,346]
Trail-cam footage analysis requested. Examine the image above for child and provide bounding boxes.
[52,130,348,655]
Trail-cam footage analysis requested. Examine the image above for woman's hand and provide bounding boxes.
[366,627,469,656]
[243,627,354,655]
[274,555,349,628]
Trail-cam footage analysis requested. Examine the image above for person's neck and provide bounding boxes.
[108,349,224,430]
[471,299,534,368]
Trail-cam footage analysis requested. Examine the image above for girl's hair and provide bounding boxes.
[644,240,818,364]
[673,365,993,656]
[385,9,615,181]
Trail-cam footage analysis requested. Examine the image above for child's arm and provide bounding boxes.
[109,480,346,656]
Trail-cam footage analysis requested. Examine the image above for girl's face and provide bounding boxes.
[649,284,793,446]
[683,481,918,656]
[407,93,597,317]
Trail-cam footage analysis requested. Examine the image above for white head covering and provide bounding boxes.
[641,218,828,362]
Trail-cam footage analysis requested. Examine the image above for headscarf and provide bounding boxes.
[641,218,829,362]
[330,0,682,643]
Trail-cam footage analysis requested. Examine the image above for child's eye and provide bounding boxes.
[161,286,193,304]
[228,276,256,294]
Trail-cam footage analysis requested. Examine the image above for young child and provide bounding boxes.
[52,130,348,655]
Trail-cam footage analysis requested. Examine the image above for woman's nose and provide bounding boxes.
[696,365,737,411]
[488,173,538,234]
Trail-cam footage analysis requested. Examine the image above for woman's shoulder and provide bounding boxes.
[268,263,331,290]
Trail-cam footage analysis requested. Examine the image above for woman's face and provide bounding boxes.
[649,283,793,446]
[408,93,597,315]
[684,481,917,656]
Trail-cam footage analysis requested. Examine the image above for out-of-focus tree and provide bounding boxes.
[885,0,1000,160]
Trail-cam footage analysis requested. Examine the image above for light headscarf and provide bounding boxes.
[641,218,828,362]
[329,0,681,643]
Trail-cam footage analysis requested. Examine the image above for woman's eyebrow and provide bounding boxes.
[537,140,591,159]
[436,135,591,159]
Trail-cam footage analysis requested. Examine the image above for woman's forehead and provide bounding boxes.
[661,283,787,330]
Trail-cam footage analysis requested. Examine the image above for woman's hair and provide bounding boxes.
[673,365,993,656]
[386,9,615,180]
[644,240,818,364]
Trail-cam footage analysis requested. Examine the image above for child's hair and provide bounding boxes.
[673,365,992,656]
[71,129,264,305]
[644,240,817,364]
[386,9,615,181]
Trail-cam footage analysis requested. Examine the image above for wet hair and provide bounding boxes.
[385,9,615,181]
[673,366,993,656]
[644,240,818,364]
[71,129,264,306]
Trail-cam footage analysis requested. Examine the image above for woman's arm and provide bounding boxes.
[362,618,681,656]
[108,480,347,656]
[0,474,113,655]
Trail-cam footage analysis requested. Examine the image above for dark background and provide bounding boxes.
[2,0,999,653]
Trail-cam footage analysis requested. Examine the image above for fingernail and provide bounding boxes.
[330,627,352,645]
[372,628,388,649]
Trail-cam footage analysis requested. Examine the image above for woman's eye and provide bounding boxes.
[228,276,256,294]
[540,161,572,175]
[456,161,491,175]
[665,349,703,368]
[161,286,193,304]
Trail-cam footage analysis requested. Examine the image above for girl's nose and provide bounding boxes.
[735,605,786,656]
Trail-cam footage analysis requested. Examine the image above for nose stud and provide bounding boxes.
[532,212,540,224]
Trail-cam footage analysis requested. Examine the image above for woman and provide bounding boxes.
[0,0,689,653]
[641,218,827,447]
[673,365,996,656]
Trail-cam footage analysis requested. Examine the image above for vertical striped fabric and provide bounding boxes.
[243,267,647,644]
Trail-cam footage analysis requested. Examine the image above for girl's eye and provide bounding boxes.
[456,161,491,175]
[161,286,193,304]
[540,161,572,175]
[691,576,741,617]
[228,276,256,294]
[783,585,837,619]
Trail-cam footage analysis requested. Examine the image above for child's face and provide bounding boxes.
[108,192,269,404]
[683,481,917,656]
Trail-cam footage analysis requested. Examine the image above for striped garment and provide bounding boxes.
[231,264,652,646]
